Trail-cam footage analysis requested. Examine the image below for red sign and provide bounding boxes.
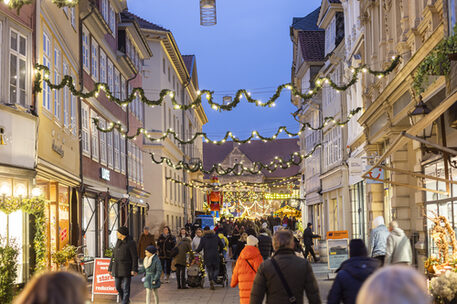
[92,258,117,299]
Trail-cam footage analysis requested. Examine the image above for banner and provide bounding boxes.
[91,258,117,302]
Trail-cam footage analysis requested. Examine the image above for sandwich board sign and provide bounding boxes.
[326,231,349,272]
[91,258,119,302]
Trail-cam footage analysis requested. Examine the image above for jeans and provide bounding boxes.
[115,276,131,304]
[176,264,186,288]
[160,258,171,275]
[206,263,219,282]
[304,245,317,262]
[146,288,159,304]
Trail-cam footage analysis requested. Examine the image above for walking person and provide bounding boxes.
[250,229,321,304]
[143,245,162,304]
[233,232,248,261]
[192,228,203,251]
[303,223,320,262]
[174,228,192,289]
[138,226,156,263]
[195,226,224,290]
[369,216,389,266]
[157,226,176,283]
[257,228,273,260]
[231,235,263,304]
[108,226,138,304]
[385,221,412,265]
[327,239,380,304]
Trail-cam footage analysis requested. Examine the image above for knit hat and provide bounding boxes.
[118,226,129,236]
[247,235,259,246]
[349,239,368,257]
[146,245,157,254]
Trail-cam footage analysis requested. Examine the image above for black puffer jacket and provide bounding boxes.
[108,236,138,277]
[195,231,224,266]
[257,233,272,260]
[327,256,380,304]
[250,248,321,304]
[157,233,176,259]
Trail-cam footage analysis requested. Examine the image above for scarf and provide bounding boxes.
[144,254,155,269]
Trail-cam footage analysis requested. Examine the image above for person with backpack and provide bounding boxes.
[231,235,263,304]
[157,226,176,283]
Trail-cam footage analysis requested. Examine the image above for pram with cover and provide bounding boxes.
[187,254,205,288]
[214,253,228,287]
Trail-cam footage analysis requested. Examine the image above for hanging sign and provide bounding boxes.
[365,166,384,184]
[91,258,118,302]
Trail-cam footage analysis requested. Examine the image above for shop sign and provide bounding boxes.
[349,158,366,185]
[100,168,110,181]
[91,258,117,301]
[326,231,349,270]
[365,166,384,184]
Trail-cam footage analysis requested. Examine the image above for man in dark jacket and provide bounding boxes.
[195,226,224,290]
[327,239,380,304]
[303,223,320,262]
[257,228,273,260]
[108,226,138,304]
[250,229,321,304]
[137,226,155,261]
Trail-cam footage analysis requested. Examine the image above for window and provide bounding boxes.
[63,62,70,127]
[127,142,132,180]
[99,118,107,165]
[82,27,90,71]
[132,145,137,183]
[107,60,113,95]
[120,135,126,174]
[81,102,90,155]
[70,7,76,29]
[136,147,141,185]
[100,49,106,84]
[91,38,98,81]
[323,126,342,168]
[54,48,61,120]
[114,68,120,98]
[163,58,166,74]
[101,0,109,22]
[114,129,120,171]
[139,150,143,185]
[109,4,116,36]
[42,33,51,111]
[10,30,27,106]
[121,76,126,100]
[90,110,99,161]
[70,73,77,135]
[107,131,113,168]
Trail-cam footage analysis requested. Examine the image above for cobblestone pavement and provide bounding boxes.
[92,261,333,303]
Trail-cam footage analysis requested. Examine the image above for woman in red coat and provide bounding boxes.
[231,235,263,304]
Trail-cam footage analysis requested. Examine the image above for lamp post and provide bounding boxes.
[200,0,216,26]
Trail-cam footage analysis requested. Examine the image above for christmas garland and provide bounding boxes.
[0,197,47,272]
[92,107,362,144]
[152,143,320,176]
[4,0,77,13]
[33,56,400,112]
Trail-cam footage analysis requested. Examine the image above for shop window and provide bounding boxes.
[82,197,96,258]
[108,202,119,248]
[10,29,27,106]
[350,182,367,242]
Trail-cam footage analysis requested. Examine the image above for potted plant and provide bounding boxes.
[430,271,457,304]
[51,245,77,269]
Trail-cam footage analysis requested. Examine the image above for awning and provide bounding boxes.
[362,89,457,194]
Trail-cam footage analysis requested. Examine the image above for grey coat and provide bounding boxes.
[369,224,389,257]
[385,228,412,265]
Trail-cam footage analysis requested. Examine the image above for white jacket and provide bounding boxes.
[385,228,412,265]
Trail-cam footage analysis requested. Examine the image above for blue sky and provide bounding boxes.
[128,0,322,140]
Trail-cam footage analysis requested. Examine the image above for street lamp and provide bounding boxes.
[200,0,216,26]
[408,97,433,139]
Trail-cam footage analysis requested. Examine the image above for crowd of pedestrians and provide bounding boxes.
[12,215,431,304]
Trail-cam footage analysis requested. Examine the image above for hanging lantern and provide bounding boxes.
[408,97,433,139]
[200,0,217,26]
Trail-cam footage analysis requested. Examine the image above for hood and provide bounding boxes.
[373,216,385,228]
[239,245,262,260]
[390,227,405,237]
[339,257,379,281]
[204,233,217,240]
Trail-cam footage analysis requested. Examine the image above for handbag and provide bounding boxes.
[271,258,297,304]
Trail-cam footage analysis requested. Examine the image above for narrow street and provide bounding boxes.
[92,261,333,304]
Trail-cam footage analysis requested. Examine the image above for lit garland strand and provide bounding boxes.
[151,143,320,176]
[32,56,400,112]
[92,107,361,144]
[3,0,77,13]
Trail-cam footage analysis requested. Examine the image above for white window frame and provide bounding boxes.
[9,29,27,106]
[121,75,126,100]
[140,150,143,186]
[90,109,99,161]
[42,32,51,111]
[114,129,120,171]
[70,7,76,29]
[70,73,77,135]
[114,68,120,99]
[99,118,107,165]
[101,0,109,22]
[107,131,113,169]
[54,47,61,121]
[120,135,126,174]
[82,27,90,71]
[109,4,116,37]
[107,59,114,95]
[100,49,107,84]
[91,38,98,81]
[81,102,90,155]
[63,62,70,127]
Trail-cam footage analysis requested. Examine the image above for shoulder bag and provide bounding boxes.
[271,258,297,304]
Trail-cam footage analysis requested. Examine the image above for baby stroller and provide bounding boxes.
[214,254,228,287]
[187,254,205,288]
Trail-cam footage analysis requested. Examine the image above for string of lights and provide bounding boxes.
[4,0,77,13]
[32,56,400,112]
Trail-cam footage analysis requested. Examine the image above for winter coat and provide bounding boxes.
[138,233,156,259]
[218,233,229,254]
[195,231,224,266]
[231,246,263,304]
[369,225,389,257]
[385,228,412,265]
[234,240,246,260]
[257,233,272,260]
[143,254,162,289]
[191,236,201,251]
[174,237,192,266]
[303,227,320,246]
[327,256,380,304]
[157,233,176,259]
[250,248,321,304]
[108,236,139,277]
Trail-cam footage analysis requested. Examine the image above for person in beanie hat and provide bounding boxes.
[327,239,380,304]
[143,245,162,304]
[108,227,138,304]
[302,223,320,262]
[231,235,263,304]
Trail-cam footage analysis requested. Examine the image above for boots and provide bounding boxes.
[210,280,215,290]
